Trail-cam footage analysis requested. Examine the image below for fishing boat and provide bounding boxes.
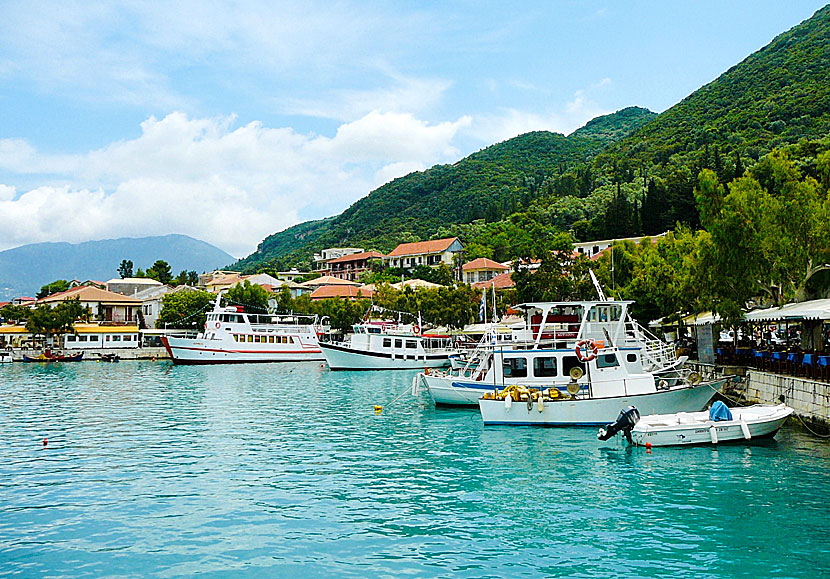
[0,351,13,363]
[598,402,794,446]
[22,350,84,362]
[418,300,688,407]
[161,297,327,364]
[320,320,458,370]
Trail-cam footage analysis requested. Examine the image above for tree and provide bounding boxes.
[224,281,269,313]
[36,280,70,299]
[157,290,216,329]
[118,259,134,278]
[174,270,198,286]
[25,297,86,340]
[0,304,30,323]
[513,233,594,303]
[145,260,173,284]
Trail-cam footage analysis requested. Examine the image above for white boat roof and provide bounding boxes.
[513,300,635,312]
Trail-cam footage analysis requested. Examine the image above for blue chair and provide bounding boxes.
[802,353,814,378]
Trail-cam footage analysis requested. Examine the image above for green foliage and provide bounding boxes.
[118,259,134,278]
[25,297,86,337]
[157,290,216,329]
[145,260,173,284]
[36,280,69,299]
[224,281,269,313]
[174,270,198,286]
[0,304,29,323]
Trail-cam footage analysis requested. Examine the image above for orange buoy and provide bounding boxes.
[645,442,652,449]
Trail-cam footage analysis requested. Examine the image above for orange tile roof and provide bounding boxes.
[462,257,509,271]
[386,237,460,257]
[326,250,385,264]
[310,285,375,300]
[39,286,141,304]
[472,271,514,290]
[299,275,363,287]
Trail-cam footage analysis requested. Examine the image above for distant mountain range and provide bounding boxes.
[0,235,234,300]
[235,4,830,271]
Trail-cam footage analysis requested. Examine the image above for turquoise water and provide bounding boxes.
[1,361,828,578]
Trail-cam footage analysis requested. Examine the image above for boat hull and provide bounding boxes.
[477,380,721,426]
[320,342,452,371]
[630,404,794,446]
[162,336,324,364]
[22,352,84,362]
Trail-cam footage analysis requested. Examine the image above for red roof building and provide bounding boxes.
[383,237,464,272]
[325,250,385,282]
[309,285,375,301]
[472,270,515,290]
[462,257,509,285]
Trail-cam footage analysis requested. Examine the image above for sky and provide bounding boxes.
[0,1,826,258]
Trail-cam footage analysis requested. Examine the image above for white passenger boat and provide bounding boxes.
[162,298,327,364]
[598,403,794,447]
[320,320,458,370]
[419,300,688,407]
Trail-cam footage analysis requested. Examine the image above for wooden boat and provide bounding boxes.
[22,351,84,362]
[598,402,794,446]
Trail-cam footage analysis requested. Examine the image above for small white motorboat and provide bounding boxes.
[598,401,794,447]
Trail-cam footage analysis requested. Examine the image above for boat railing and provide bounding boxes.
[621,319,678,371]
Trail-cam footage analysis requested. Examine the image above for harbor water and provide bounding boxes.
[1,361,828,578]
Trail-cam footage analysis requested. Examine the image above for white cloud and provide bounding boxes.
[0,111,470,257]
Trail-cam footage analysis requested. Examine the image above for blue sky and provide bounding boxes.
[0,1,826,257]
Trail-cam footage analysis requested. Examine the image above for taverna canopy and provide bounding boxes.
[744,298,830,322]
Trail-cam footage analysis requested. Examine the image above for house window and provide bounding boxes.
[503,357,528,378]
[533,357,557,377]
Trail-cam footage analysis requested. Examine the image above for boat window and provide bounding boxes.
[406,340,417,349]
[269,336,275,343]
[627,353,637,363]
[79,336,87,342]
[90,335,99,341]
[503,357,528,378]
[383,338,391,348]
[368,327,381,334]
[533,356,557,377]
[596,353,619,368]
[113,336,121,342]
[247,335,254,343]
[394,339,403,348]
[562,355,585,377]
[66,335,75,342]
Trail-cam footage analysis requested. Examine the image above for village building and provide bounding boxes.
[462,257,509,285]
[309,285,375,301]
[325,251,385,281]
[573,232,669,259]
[296,276,361,297]
[38,286,141,324]
[274,269,308,282]
[106,277,164,296]
[472,270,515,290]
[313,248,364,272]
[383,237,464,273]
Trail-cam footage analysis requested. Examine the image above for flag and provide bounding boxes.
[479,290,486,322]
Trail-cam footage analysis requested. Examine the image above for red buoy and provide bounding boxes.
[645,442,652,449]
[43,438,47,447]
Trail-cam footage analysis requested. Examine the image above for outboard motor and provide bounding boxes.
[597,406,641,443]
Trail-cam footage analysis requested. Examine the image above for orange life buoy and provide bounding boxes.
[575,339,598,362]
[412,325,421,335]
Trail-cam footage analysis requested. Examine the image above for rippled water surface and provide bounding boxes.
[1,361,829,578]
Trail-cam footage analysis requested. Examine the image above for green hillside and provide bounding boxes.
[238,5,830,273]
[236,107,655,271]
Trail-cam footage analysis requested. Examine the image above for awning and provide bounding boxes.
[682,312,720,326]
[744,298,830,322]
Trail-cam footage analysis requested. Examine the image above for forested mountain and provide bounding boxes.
[0,235,234,300]
[236,107,655,271]
[237,5,830,272]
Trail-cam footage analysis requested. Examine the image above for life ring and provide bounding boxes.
[412,325,421,335]
[575,339,598,362]
[215,322,221,329]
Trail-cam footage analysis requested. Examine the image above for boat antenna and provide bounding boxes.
[589,270,607,301]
